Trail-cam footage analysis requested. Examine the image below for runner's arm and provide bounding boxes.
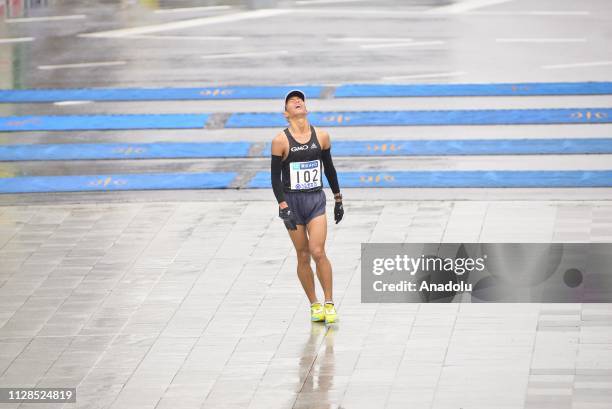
[319,129,341,198]
[271,133,288,208]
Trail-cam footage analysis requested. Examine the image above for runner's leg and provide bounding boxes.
[288,225,317,303]
[306,214,333,302]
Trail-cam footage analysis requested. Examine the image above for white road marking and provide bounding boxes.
[6,15,86,23]
[153,5,232,14]
[382,71,466,80]
[293,8,436,16]
[54,101,94,106]
[526,389,573,396]
[574,382,612,389]
[293,8,589,16]
[0,37,34,44]
[467,10,590,15]
[38,61,127,70]
[427,0,513,14]
[328,37,413,43]
[126,34,242,41]
[80,9,290,38]
[201,50,289,60]
[496,38,586,43]
[542,61,612,70]
[296,0,368,4]
[361,41,444,49]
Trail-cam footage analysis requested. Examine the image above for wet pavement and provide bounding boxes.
[1,0,612,408]
[1,0,612,89]
[1,200,612,409]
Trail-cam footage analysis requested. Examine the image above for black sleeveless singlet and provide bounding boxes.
[281,125,323,193]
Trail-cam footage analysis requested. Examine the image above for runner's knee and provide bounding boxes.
[296,248,311,264]
[309,245,326,263]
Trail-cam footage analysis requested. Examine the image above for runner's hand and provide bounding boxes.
[334,201,344,224]
[279,207,297,230]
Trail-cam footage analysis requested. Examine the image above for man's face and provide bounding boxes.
[285,96,306,115]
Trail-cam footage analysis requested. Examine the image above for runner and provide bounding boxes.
[270,90,344,324]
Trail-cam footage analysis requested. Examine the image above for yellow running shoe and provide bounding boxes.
[324,302,338,324]
[310,302,325,322]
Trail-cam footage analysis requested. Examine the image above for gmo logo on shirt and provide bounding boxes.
[290,145,309,152]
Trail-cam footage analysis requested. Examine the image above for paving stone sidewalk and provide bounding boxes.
[0,200,611,409]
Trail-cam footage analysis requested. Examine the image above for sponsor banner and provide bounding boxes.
[361,243,612,303]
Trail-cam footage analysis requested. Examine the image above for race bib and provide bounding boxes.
[289,160,322,190]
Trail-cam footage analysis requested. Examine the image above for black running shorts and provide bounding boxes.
[284,190,326,225]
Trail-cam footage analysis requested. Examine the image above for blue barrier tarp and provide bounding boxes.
[2,82,612,102]
[2,108,610,131]
[261,138,612,156]
[226,108,612,128]
[0,142,252,161]
[0,114,210,131]
[0,86,325,102]
[248,170,612,188]
[0,172,237,193]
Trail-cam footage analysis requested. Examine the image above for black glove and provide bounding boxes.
[334,201,344,224]
[279,207,297,230]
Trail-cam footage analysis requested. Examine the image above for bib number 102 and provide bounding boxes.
[290,160,322,190]
[296,169,318,184]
